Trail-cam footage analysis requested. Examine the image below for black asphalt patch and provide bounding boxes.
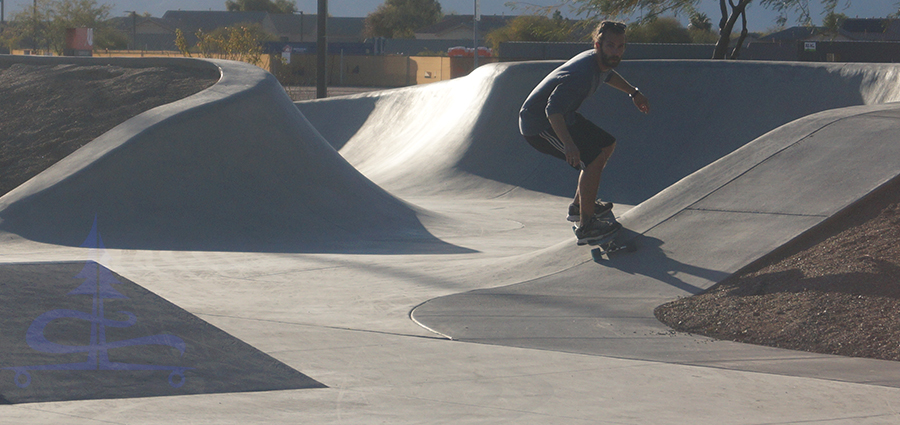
[0,261,325,404]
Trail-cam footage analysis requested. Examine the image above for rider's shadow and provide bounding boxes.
[598,232,732,295]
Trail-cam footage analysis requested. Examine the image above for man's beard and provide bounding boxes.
[600,50,621,68]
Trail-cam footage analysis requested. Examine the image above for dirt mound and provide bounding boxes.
[656,180,900,361]
[0,63,217,196]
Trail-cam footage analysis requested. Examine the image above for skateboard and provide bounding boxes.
[574,211,636,261]
[587,227,636,261]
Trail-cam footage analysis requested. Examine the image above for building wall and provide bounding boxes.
[410,56,450,84]
[432,27,473,40]
[745,41,900,63]
[269,53,498,87]
[272,54,413,87]
[499,42,716,60]
[798,41,900,63]
[381,39,482,56]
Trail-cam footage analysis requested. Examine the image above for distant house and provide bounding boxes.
[109,16,179,50]
[745,18,900,62]
[109,11,365,51]
[267,13,315,42]
[757,18,900,43]
[323,17,367,43]
[162,11,271,34]
[839,18,900,41]
[756,26,845,42]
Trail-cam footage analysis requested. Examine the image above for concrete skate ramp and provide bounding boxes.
[298,60,900,204]
[0,56,463,254]
[408,62,900,372]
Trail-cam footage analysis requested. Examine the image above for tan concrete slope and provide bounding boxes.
[0,57,464,254]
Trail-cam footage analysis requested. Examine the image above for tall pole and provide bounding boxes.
[473,0,480,69]
[316,0,327,99]
[125,11,137,50]
[33,0,37,52]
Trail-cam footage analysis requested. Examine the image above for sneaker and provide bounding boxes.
[567,200,614,222]
[575,216,621,245]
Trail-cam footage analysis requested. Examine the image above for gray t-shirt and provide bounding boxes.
[519,49,617,137]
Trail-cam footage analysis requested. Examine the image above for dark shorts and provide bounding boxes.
[524,113,616,169]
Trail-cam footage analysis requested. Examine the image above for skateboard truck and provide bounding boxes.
[586,226,636,261]
[573,210,637,261]
[590,238,632,261]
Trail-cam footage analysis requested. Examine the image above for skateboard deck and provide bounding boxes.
[588,230,636,261]
[573,214,637,260]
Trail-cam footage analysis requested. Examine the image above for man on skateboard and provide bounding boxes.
[519,21,650,245]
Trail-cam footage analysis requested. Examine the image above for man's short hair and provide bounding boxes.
[593,21,627,44]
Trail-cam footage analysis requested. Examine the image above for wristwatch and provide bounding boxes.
[629,87,640,98]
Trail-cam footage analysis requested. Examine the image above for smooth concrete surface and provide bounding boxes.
[1,56,900,423]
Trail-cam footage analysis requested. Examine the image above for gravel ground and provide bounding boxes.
[0,63,218,196]
[656,179,900,361]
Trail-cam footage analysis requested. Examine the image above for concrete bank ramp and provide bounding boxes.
[0,57,463,254]
[298,60,900,204]
[401,61,900,382]
[299,59,900,297]
[302,58,900,381]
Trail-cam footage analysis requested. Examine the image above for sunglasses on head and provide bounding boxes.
[600,21,627,32]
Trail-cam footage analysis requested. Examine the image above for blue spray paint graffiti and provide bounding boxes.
[2,218,192,389]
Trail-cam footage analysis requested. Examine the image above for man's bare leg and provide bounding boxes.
[577,143,616,227]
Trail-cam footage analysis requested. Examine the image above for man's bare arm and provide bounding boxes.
[606,72,650,114]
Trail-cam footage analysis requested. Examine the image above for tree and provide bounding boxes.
[225,0,297,14]
[364,0,442,39]
[688,12,718,43]
[4,0,120,53]
[762,0,848,27]
[565,0,851,59]
[175,28,191,56]
[689,12,713,32]
[192,24,274,65]
[822,11,848,33]
[486,14,575,49]
[566,0,697,23]
[7,0,55,52]
[0,24,26,52]
[50,0,122,52]
[713,0,751,59]
[626,17,692,43]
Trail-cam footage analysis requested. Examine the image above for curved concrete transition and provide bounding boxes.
[0,55,463,254]
[3,55,900,422]
[305,61,900,381]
